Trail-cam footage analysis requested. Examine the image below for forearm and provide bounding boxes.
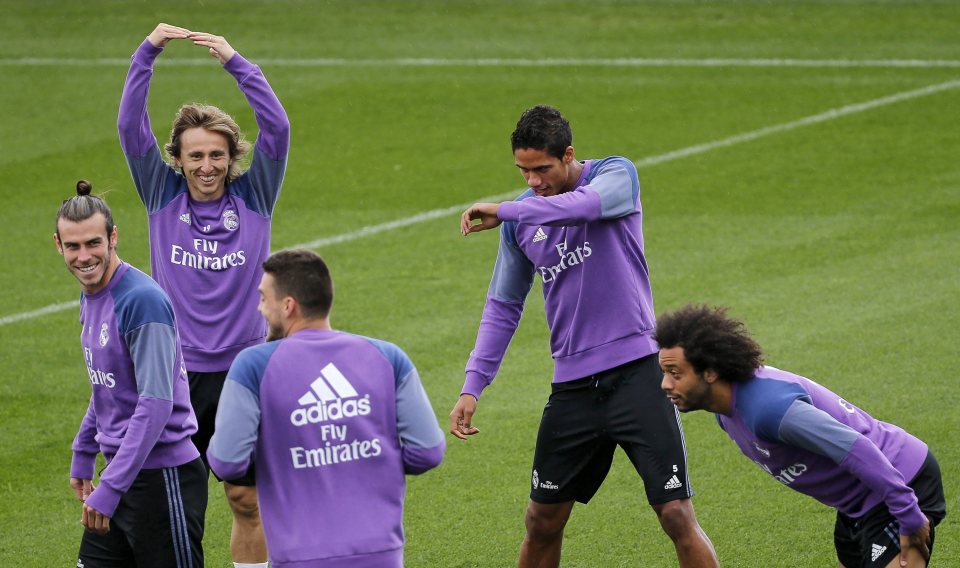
[841,436,927,535]
[118,39,162,157]
[225,53,290,160]
[462,297,524,398]
[85,397,172,517]
[498,188,602,226]
[70,401,100,479]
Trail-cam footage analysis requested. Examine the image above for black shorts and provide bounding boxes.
[77,457,207,568]
[834,450,946,567]
[530,353,693,505]
[188,370,256,486]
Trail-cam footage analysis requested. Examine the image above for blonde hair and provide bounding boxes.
[164,104,251,182]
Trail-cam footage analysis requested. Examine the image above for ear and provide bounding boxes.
[563,146,575,163]
[282,296,297,318]
[703,369,719,384]
[53,233,63,255]
[108,226,118,250]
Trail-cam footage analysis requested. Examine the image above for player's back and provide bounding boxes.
[256,328,406,567]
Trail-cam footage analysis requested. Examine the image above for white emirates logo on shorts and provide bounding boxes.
[871,543,887,562]
[664,475,683,490]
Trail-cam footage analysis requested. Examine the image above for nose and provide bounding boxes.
[660,373,672,392]
[526,172,541,188]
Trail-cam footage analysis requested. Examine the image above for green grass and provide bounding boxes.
[1,1,958,566]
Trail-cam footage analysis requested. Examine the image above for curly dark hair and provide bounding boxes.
[510,105,572,159]
[654,304,763,383]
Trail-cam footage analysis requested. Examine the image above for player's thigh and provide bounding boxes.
[531,378,615,505]
[122,458,207,568]
[608,355,693,503]
[77,525,135,568]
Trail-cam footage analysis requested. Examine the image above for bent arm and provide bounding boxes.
[778,401,927,535]
[118,39,162,158]
[83,322,180,517]
[224,53,290,215]
[498,158,639,226]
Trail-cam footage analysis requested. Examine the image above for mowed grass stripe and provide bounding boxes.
[4,77,956,328]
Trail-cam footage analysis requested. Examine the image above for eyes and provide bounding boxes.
[186,151,228,162]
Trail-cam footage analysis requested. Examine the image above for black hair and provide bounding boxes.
[262,249,334,319]
[510,105,572,159]
[655,304,763,383]
[55,180,115,239]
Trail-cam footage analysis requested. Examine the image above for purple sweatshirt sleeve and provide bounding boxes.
[118,39,162,158]
[83,322,177,517]
[395,367,445,474]
[462,297,524,398]
[498,159,639,226]
[70,397,99,480]
[778,401,927,535]
[223,53,290,161]
[839,436,927,535]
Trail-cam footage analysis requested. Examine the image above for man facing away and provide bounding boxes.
[208,249,446,568]
[118,23,290,565]
[656,304,946,568]
[55,180,206,567]
[450,105,719,567]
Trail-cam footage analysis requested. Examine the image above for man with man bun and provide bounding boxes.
[55,181,205,567]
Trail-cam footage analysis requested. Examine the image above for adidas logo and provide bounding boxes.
[532,227,548,242]
[179,213,191,224]
[871,543,887,562]
[289,362,371,426]
[664,475,682,490]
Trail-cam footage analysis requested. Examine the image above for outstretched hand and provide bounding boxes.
[460,202,502,236]
[188,32,237,65]
[147,23,193,48]
[449,394,480,440]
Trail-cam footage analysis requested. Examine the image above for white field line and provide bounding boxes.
[4,78,957,327]
[2,57,960,68]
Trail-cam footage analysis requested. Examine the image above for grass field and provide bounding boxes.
[1,1,958,566]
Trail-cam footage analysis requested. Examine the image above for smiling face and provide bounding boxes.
[258,272,288,341]
[658,346,716,413]
[514,146,579,197]
[174,127,233,202]
[55,213,119,295]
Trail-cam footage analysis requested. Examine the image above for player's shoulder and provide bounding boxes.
[589,156,637,178]
[229,340,283,384]
[734,369,809,438]
[354,334,416,385]
[111,264,176,328]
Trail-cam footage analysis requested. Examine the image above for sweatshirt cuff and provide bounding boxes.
[898,505,928,536]
[84,483,123,518]
[134,38,163,65]
[461,372,489,400]
[70,452,97,481]
[497,201,521,222]
[224,51,255,78]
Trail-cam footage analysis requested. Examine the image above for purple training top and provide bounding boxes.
[463,157,657,398]
[718,366,929,535]
[208,328,445,568]
[118,39,290,372]
[70,262,199,517]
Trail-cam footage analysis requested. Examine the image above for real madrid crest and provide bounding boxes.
[223,209,240,231]
[99,322,110,347]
